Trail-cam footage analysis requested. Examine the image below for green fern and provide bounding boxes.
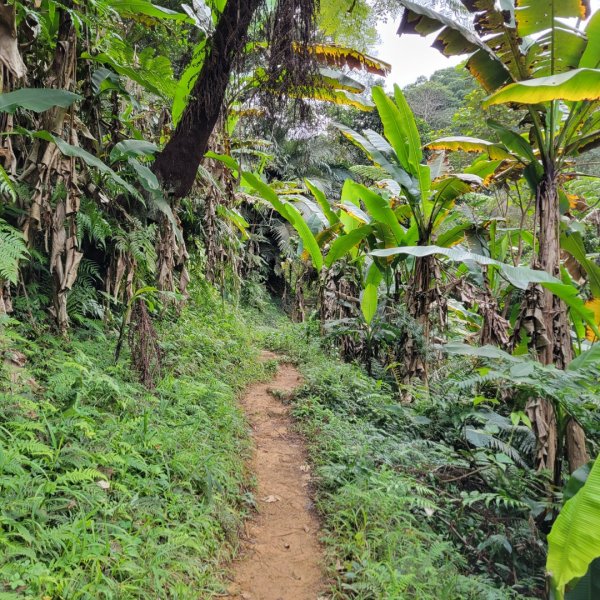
[115,219,157,276]
[55,468,107,485]
[461,490,530,511]
[76,198,112,249]
[0,219,28,284]
[349,163,388,181]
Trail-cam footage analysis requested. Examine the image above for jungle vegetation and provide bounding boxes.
[0,0,599,598]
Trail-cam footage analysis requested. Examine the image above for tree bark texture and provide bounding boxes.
[404,255,447,381]
[22,6,81,333]
[152,0,262,198]
[520,172,589,475]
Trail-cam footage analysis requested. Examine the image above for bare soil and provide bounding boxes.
[224,353,325,600]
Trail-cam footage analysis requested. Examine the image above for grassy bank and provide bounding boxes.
[0,285,268,599]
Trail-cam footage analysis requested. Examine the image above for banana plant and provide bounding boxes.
[330,85,488,376]
[397,0,600,368]
[396,0,600,474]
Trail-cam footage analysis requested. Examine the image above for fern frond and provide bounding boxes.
[0,220,28,284]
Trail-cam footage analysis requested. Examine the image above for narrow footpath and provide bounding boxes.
[225,353,325,600]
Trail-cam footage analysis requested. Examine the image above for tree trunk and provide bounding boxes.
[535,173,572,368]
[404,255,446,381]
[521,171,589,476]
[565,419,589,473]
[21,5,80,334]
[152,0,262,198]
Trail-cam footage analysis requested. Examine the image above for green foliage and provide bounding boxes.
[0,286,268,598]
[0,220,28,284]
[0,88,81,114]
[262,321,545,598]
[548,457,600,598]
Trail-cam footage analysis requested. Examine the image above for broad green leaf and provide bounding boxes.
[242,172,284,212]
[466,47,512,93]
[217,206,249,239]
[35,132,140,199]
[325,225,373,267]
[580,11,600,68]
[568,344,600,371]
[515,0,590,37]
[547,456,600,597]
[110,139,158,162]
[0,88,81,113]
[83,44,175,100]
[564,461,594,501]
[393,84,424,173]
[129,158,159,191]
[361,262,383,324]
[339,179,361,208]
[436,222,471,247]
[242,173,323,270]
[205,151,240,172]
[305,179,339,226]
[483,69,600,106]
[372,86,411,171]
[464,157,504,183]
[487,120,538,164]
[108,0,192,22]
[566,558,600,600]
[338,201,370,224]
[431,174,481,205]
[561,231,600,297]
[370,244,599,335]
[284,204,323,270]
[345,181,405,244]
[526,24,587,77]
[370,245,558,288]
[148,193,184,245]
[442,341,521,362]
[172,40,206,126]
[335,122,420,196]
[544,282,600,339]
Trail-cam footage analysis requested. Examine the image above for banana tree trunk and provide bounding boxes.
[524,171,588,477]
[21,5,80,334]
[404,254,447,380]
[535,172,572,368]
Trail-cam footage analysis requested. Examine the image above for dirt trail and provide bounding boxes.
[225,353,325,600]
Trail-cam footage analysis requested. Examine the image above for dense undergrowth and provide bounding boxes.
[262,317,546,600]
[0,285,269,599]
[0,286,587,599]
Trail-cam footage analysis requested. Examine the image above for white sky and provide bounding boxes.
[375,0,600,89]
